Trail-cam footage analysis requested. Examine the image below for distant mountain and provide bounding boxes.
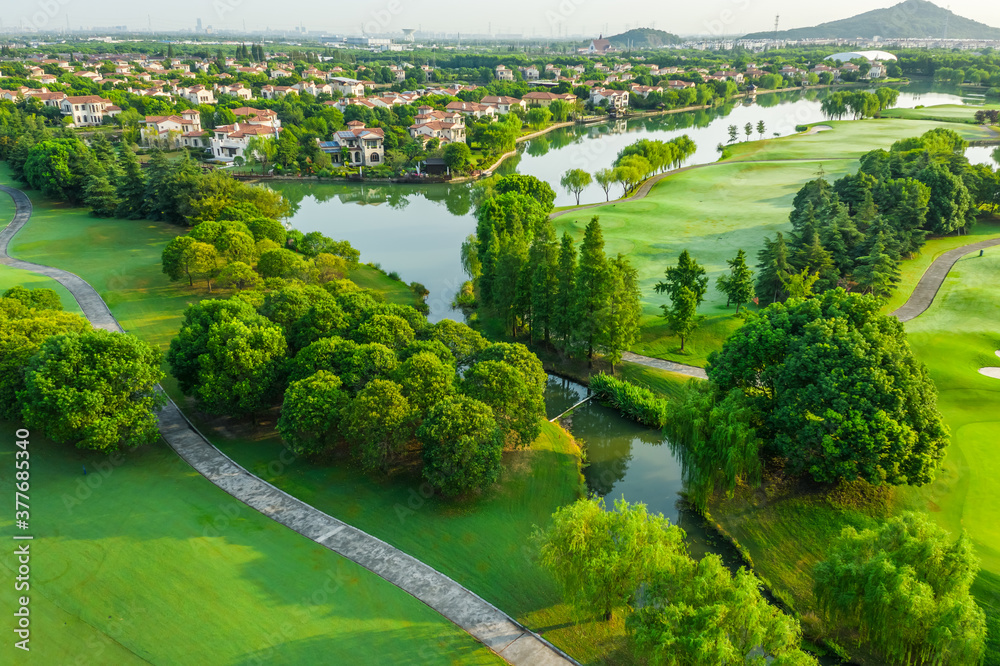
[605,28,682,49]
[743,0,1000,40]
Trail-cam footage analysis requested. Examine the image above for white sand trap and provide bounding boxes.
[803,125,833,135]
[979,367,1000,379]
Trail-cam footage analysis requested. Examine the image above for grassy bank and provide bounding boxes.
[881,103,1000,124]
[0,421,500,665]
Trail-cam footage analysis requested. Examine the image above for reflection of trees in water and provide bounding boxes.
[548,129,575,150]
[443,185,472,217]
[543,375,589,418]
[526,136,550,157]
[495,152,522,176]
[574,402,665,497]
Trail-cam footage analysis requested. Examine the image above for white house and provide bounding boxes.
[141,109,207,149]
[59,95,120,126]
[409,108,466,145]
[589,88,629,109]
[231,107,281,129]
[495,65,514,81]
[177,85,216,105]
[330,77,365,97]
[445,100,498,120]
[210,123,280,162]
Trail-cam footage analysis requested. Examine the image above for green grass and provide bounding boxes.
[881,104,1000,124]
[0,421,501,665]
[723,118,997,162]
[198,416,631,662]
[0,264,83,314]
[881,214,1000,315]
[618,362,696,402]
[349,263,425,308]
[710,249,1000,662]
[553,160,856,367]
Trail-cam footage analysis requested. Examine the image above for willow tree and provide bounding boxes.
[813,513,985,665]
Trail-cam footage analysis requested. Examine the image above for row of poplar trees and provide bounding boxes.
[465,174,642,366]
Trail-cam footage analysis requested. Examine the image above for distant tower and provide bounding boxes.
[402,28,416,42]
[196,18,202,33]
[773,14,780,40]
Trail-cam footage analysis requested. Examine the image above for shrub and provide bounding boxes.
[590,373,670,428]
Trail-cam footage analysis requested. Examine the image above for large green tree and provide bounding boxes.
[276,370,349,455]
[21,330,165,451]
[341,379,413,472]
[573,217,610,361]
[601,254,642,368]
[716,249,755,312]
[814,513,985,665]
[707,289,949,486]
[418,395,503,496]
[654,249,708,306]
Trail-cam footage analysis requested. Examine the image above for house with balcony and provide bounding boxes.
[409,108,466,145]
[520,66,539,81]
[495,65,514,81]
[522,91,577,108]
[330,77,365,97]
[231,107,281,129]
[317,121,385,166]
[589,88,629,109]
[445,100,498,120]
[210,123,280,162]
[177,85,216,105]
[141,109,207,149]
[59,95,120,126]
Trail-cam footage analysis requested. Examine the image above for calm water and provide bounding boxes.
[272,82,990,322]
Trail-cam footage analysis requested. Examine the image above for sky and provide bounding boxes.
[19,0,1000,38]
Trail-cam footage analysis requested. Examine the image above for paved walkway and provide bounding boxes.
[622,352,708,379]
[0,184,577,666]
[891,238,1000,322]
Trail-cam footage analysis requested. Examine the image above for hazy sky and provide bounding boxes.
[29,0,1000,37]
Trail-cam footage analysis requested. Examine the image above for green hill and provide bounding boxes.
[605,28,682,49]
[743,0,1000,40]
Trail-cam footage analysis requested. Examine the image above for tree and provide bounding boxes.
[813,513,985,665]
[23,138,93,204]
[573,217,610,361]
[167,300,287,418]
[2,285,61,311]
[756,119,766,140]
[354,314,415,350]
[755,233,792,304]
[716,249,755,312]
[778,267,820,299]
[560,168,592,206]
[276,371,349,455]
[529,221,559,343]
[654,249,708,306]
[525,106,552,129]
[186,241,220,291]
[341,379,412,472]
[601,254,642,369]
[552,232,578,346]
[630,553,817,665]
[707,289,949,486]
[743,122,753,142]
[418,395,503,496]
[442,141,472,173]
[665,285,698,352]
[392,351,454,410]
[535,497,686,621]
[852,234,900,297]
[216,261,262,291]
[84,168,122,217]
[462,359,543,449]
[245,135,277,175]
[594,167,615,201]
[727,124,739,144]
[115,146,148,219]
[21,330,165,452]
[257,248,303,279]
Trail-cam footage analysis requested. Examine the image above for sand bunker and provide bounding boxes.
[803,125,833,135]
[979,367,1000,379]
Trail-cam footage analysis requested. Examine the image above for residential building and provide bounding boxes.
[141,109,207,148]
[589,88,629,109]
[210,122,280,162]
[330,77,365,97]
[521,91,577,107]
[231,107,281,129]
[261,84,295,99]
[59,95,120,126]
[520,66,539,81]
[445,100,498,119]
[495,65,514,81]
[480,95,526,115]
[318,121,385,166]
[409,108,466,144]
[178,85,215,105]
[587,36,616,55]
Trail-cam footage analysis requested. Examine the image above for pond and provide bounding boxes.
[272,81,991,323]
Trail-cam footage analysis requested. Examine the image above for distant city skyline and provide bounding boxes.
[9,0,1000,38]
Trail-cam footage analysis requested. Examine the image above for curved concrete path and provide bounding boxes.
[0,184,577,666]
[891,238,1000,322]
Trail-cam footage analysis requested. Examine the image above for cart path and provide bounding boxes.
[891,237,1000,322]
[0,184,577,666]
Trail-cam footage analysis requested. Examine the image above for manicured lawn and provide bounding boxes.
[0,421,500,665]
[553,159,857,367]
[881,103,1000,124]
[723,118,997,162]
[619,363,693,401]
[200,416,623,662]
[881,214,1000,314]
[349,263,425,308]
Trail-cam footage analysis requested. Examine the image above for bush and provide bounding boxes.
[984,88,1000,100]
[590,373,670,428]
[795,125,809,132]
[387,270,402,281]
